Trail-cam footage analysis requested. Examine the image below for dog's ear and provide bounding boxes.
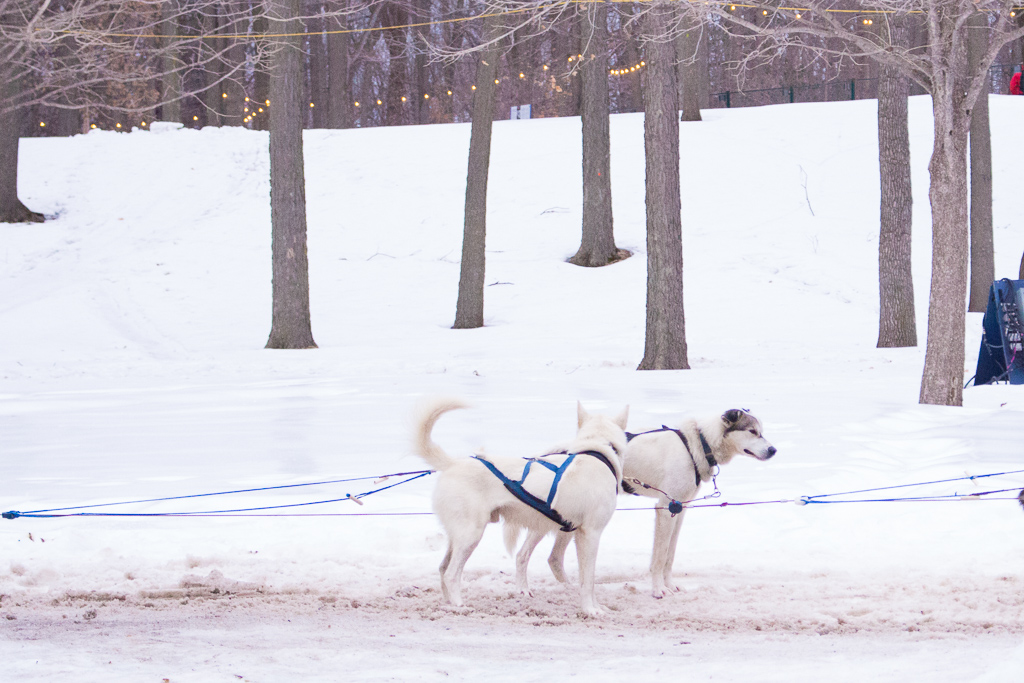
[722,409,744,426]
[612,405,629,430]
[577,401,590,428]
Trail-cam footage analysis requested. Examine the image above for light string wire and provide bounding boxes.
[28,1,1024,41]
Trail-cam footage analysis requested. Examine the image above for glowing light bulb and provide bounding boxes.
[309,102,315,107]
[424,93,429,99]
[354,101,360,107]
[494,79,500,84]
[377,99,382,105]
[265,100,270,105]
[90,124,97,129]
[519,73,525,79]
[471,85,476,90]
[401,96,407,102]
[39,121,45,127]
[222,93,227,98]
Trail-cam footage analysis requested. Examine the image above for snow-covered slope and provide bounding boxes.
[2,96,1024,681]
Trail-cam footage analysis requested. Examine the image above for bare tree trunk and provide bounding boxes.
[967,11,993,312]
[202,5,223,127]
[223,16,247,126]
[327,7,350,128]
[252,11,271,131]
[638,4,688,370]
[308,5,329,128]
[414,0,430,125]
[676,15,704,122]
[876,17,916,348]
[919,82,970,406]
[0,74,44,223]
[453,16,501,329]
[266,0,317,349]
[570,0,624,267]
[161,1,182,123]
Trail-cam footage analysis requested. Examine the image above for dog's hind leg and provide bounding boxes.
[441,525,486,607]
[649,504,675,598]
[547,531,572,584]
[574,527,605,617]
[439,543,454,603]
[515,529,546,596]
[661,509,688,594]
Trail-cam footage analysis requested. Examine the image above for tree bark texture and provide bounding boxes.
[676,16,705,122]
[327,9,351,128]
[967,12,993,313]
[0,75,44,223]
[453,16,501,329]
[876,18,916,348]
[570,0,623,268]
[638,5,688,370]
[266,0,317,349]
[161,1,182,123]
[919,56,970,406]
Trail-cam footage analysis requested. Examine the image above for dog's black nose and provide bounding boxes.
[766,446,777,459]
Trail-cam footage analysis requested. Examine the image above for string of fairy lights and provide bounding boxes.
[31,1,1023,130]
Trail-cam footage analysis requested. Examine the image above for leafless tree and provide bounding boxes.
[570,0,627,267]
[876,13,915,348]
[265,0,317,348]
[710,0,1024,406]
[637,2,688,370]
[453,12,502,329]
[967,11,993,312]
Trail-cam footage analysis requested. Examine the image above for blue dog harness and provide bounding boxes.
[473,449,619,533]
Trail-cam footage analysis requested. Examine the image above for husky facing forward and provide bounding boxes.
[515,408,776,599]
[412,397,629,616]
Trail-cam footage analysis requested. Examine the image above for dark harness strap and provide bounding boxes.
[576,450,618,481]
[625,426,718,488]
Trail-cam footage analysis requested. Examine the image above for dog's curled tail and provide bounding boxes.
[412,397,470,471]
[503,521,523,556]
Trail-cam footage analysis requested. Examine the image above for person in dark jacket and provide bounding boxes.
[1011,65,1024,95]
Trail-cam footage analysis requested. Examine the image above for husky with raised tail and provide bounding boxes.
[412,397,629,616]
[516,408,775,599]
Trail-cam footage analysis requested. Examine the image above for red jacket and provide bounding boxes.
[1012,72,1023,96]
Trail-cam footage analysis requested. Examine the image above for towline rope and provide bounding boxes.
[4,468,1023,520]
[2,469,434,519]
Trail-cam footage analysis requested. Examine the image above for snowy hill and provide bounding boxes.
[2,97,1024,681]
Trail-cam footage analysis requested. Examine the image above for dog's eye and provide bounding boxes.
[749,429,759,437]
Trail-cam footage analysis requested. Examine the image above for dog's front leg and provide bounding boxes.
[661,509,688,594]
[649,504,675,598]
[547,531,572,583]
[515,529,546,596]
[574,527,605,617]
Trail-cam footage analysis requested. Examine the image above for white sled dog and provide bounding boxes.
[514,408,775,598]
[413,397,629,616]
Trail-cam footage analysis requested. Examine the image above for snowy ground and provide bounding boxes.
[2,96,1024,681]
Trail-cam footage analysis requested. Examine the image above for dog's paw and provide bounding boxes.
[579,605,607,618]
